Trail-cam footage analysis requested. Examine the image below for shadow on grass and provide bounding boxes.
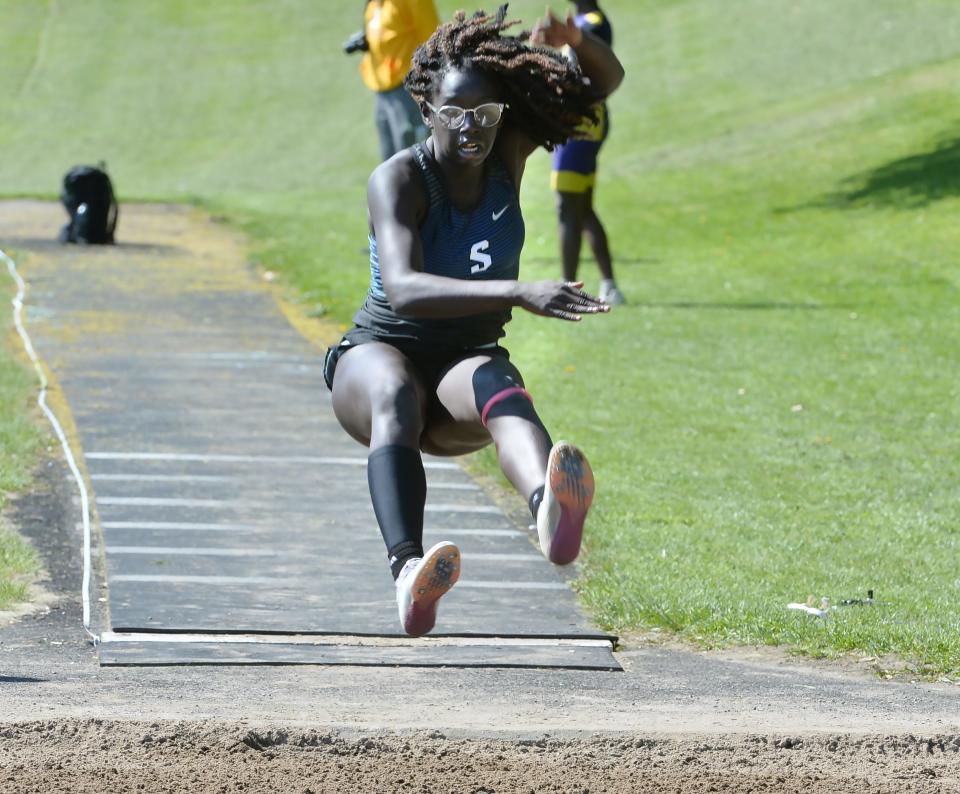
[793,136,960,211]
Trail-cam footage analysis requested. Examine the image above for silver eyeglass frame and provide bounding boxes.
[424,101,508,129]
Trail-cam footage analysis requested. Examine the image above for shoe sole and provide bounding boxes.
[403,542,460,636]
[545,444,594,565]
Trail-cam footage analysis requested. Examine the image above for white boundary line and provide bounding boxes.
[100,521,261,532]
[99,631,613,649]
[90,473,237,483]
[112,574,283,585]
[84,451,460,469]
[461,553,543,562]
[105,546,281,557]
[3,248,98,643]
[96,496,237,508]
[431,528,525,537]
[424,504,501,514]
[458,581,568,590]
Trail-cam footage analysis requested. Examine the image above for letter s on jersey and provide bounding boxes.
[470,240,492,274]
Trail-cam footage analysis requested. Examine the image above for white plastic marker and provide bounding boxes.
[2,248,98,643]
[787,596,831,618]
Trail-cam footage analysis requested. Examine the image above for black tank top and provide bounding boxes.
[352,143,525,347]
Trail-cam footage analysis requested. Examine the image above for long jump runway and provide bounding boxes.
[2,201,618,670]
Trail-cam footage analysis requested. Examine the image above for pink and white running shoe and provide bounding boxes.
[536,442,595,566]
[395,541,461,636]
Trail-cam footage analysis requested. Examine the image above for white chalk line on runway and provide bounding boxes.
[105,546,281,557]
[3,247,98,643]
[85,451,460,469]
[98,630,612,649]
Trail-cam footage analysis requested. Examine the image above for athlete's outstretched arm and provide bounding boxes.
[498,8,625,178]
[368,159,608,323]
[531,9,625,101]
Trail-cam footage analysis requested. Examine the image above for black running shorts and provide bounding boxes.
[323,327,510,392]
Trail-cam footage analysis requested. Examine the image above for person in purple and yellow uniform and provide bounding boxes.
[323,5,624,636]
[354,0,441,160]
[550,1,624,305]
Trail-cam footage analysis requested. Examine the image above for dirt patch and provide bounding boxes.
[1,720,958,793]
[0,583,56,627]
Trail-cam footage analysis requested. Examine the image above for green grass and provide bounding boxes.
[0,525,40,611]
[0,332,43,610]
[1,0,958,674]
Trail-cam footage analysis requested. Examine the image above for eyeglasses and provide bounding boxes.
[425,102,508,130]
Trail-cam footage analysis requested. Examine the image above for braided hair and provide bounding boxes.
[404,4,596,150]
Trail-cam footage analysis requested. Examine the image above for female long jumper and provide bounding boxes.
[323,4,625,635]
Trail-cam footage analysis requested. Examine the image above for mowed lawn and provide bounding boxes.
[0,354,41,611]
[1,0,958,674]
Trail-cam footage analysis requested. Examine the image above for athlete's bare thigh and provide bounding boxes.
[330,342,429,448]
[421,354,526,456]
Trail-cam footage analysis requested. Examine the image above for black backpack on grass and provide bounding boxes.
[59,162,118,244]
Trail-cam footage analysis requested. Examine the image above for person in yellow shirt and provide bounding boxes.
[347,0,440,160]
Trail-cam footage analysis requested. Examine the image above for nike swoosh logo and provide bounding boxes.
[492,204,509,221]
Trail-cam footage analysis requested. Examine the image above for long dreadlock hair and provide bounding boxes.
[404,4,597,151]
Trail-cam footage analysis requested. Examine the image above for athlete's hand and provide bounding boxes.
[515,280,608,321]
[530,7,583,49]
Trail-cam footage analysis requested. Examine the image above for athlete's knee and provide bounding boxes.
[471,360,536,426]
[480,386,535,426]
[370,373,423,418]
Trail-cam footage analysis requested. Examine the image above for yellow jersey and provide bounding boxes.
[360,0,440,92]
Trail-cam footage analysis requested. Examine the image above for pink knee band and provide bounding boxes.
[480,387,533,427]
